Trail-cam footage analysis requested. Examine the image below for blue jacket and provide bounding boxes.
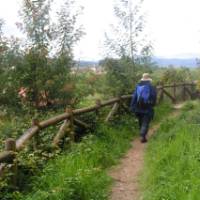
[130,81,157,118]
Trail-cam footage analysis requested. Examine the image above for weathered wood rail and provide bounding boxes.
[0,82,198,186]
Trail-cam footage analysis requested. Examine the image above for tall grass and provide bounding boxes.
[1,102,172,200]
[14,115,137,200]
[141,101,200,200]
[153,102,173,122]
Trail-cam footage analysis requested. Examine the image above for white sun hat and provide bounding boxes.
[141,73,152,82]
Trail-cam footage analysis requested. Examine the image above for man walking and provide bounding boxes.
[130,73,157,143]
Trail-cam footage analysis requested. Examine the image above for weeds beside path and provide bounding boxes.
[109,103,184,200]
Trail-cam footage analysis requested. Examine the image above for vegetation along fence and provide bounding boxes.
[0,82,198,187]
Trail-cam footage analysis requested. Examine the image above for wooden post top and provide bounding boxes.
[95,99,101,106]
[5,138,16,151]
[65,108,73,114]
[32,118,41,128]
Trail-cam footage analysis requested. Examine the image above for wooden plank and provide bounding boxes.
[158,88,164,103]
[14,96,128,151]
[156,83,196,89]
[16,126,39,151]
[185,87,193,99]
[182,84,186,101]
[39,97,123,128]
[173,83,176,99]
[67,108,75,142]
[52,120,71,147]
[163,88,176,103]
[5,139,17,188]
[74,118,90,129]
[7,84,198,153]
[0,151,15,163]
[105,103,119,122]
[39,112,71,129]
[121,95,132,100]
[73,99,119,115]
[0,164,6,177]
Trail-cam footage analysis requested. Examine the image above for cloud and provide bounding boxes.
[0,0,200,59]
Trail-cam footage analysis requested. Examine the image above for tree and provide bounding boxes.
[0,19,8,70]
[105,0,149,62]
[160,67,192,84]
[103,0,153,95]
[18,0,52,107]
[20,0,52,47]
[100,56,142,96]
[17,0,85,108]
[51,0,85,105]
[55,0,84,59]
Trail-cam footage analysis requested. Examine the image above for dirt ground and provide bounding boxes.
[109,104,183,200]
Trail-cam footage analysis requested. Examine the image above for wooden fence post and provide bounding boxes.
[173,83,176,101]
[53,120,70,148]
[191,83,196,99]
[158,87,164,104]
[5,138,17,189]
[95,99,101,119]
[66,108,75,142]
[52,108,75,148]
[162,88,176,103]
[182,83,186,101]
[105,102,119,122]
[32,119,40,150]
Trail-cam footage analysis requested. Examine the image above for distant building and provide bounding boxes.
[71,65,105,74]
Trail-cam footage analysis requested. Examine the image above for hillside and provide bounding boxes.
[153,57,197,67]
[77,58,198,68]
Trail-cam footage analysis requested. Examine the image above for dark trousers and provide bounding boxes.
[136,113,151,137]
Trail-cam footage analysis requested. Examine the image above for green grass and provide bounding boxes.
[141,100,200,200]
[153,102,173,122]
[13,115,137,200]
[17,103,172,200]
[0,102,172,200]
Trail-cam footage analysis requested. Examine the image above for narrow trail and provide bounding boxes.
[109,104,184,200]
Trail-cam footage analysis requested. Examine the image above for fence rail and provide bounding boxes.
[0,82,198,186]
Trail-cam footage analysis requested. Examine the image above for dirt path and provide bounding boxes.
[109,104,183,200]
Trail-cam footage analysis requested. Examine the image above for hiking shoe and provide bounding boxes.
[140,136,147,143]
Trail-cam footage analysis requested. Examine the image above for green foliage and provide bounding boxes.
[0,97,173,199]
[19,0,72,107]
[103,0,154,96]
[141,101,200,200]
[0,0,85,109]
[105,0,148,60]
[14,115,137,200]
[101,57,135,96]
[181,101,196,111]
[153,102,173,122]
[55,0,84,57]
[159,67,193,84]
[20,0,51,46]
[101,56,156,96]
[0,22,24,106]
[71,71,109,107]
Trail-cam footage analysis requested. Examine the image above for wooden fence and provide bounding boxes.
[0,82,198,186]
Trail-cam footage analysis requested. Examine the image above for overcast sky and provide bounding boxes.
[0,0,200,60]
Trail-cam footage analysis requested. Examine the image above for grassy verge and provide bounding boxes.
[141,100,200,200]
[153,102,173,122]
[11,115,136,200]
[1,102,172,200]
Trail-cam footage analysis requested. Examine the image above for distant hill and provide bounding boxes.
[76,57,198,68]
[152,57,197,67]
[76,60,99,67]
